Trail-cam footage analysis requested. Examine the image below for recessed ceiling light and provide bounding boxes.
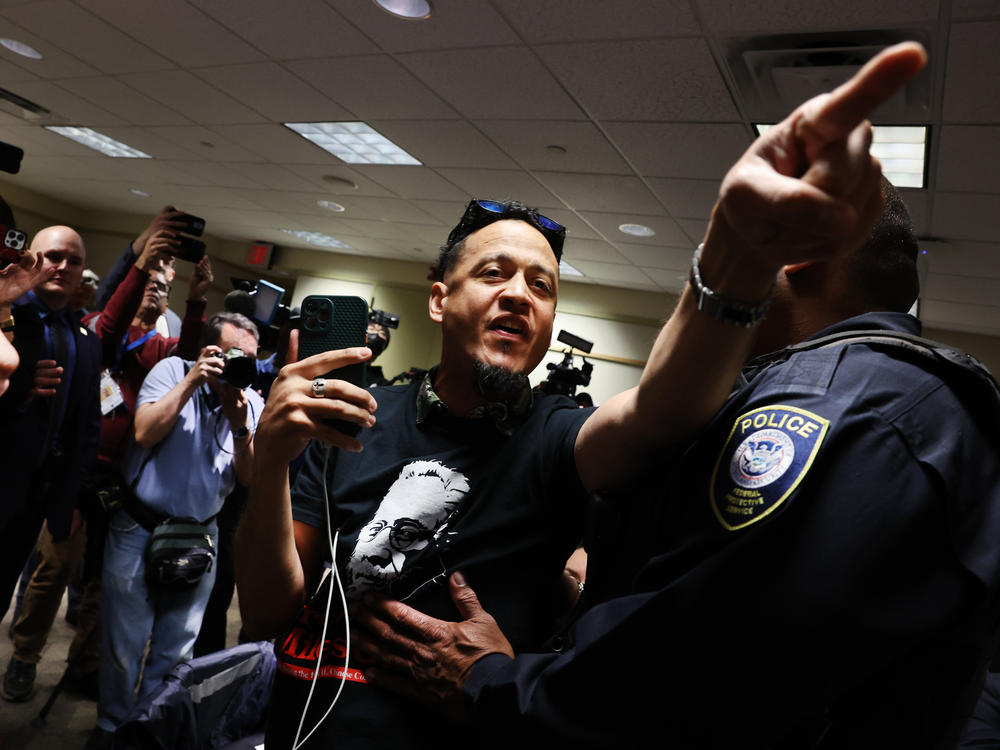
[754,123,928,189]
[129,188,152,198]
[285,122,421,165]
[0,38,42,60]
[559,260,584,277]
[619,223,655,237]
[546,145,567,154]
[281,229,352,250]
[45,126,151,158]
[317,200,346,212]
[372,0,432,20]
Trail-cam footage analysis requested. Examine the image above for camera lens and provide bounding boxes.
[317,305,330,323]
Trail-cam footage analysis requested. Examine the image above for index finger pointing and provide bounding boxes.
[797,41,927,146]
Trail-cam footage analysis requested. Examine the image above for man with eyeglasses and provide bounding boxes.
[3,232,211,706]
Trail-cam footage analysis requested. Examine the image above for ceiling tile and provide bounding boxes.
[924,270,1000,307]
[0,19,99,78]
[117,71,266,125]
[617,243,691,270]
[536,39,740,122]
[936,126,1000,193]
[493,0,700,42]
[189,0,377,59]
[646,178,720,219]
[9,80,126,127]
[369,120,517,169]
[286,55,457,120]
[350,166,468,201]
[899,189,929,236]
[952,0,1000,18]
[434,168,560,209]
[0,123,98,157]
[408,199,468,226]
[147,126,266,162]
[677,218,708,244]
[161,161,266,188]
[283,164,396,197]
[79,0,264,67]
[925,240,1000,279]
[533,173,663,214]
[476,120,631,174]
[571,258,657,285]
[580,210,691,247]
[641,265,688,293]
[3,0,173,74]
[327,0,520,52]
[327,196,440,224]
[194,63,353,122]
[0,55,39,84]
[919,298,1000,336]
[931,192,1000,242]
[54,77,192,127]
[562,238,626,264]
[221,164,326,192]
[694,0,938,33]
[604,122,750,179]
[208,124,344,165]
[943,22,1000,122]
[398,47,585,120]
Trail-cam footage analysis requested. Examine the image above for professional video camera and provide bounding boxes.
[538,330,594,398]
[225,277,290,350]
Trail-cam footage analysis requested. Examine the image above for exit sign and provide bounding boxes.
[247,242,274,268]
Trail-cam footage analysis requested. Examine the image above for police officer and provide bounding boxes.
[348,42,1000,750]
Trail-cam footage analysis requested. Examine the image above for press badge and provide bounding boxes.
[710,404,829,531]
[99,369,125,415]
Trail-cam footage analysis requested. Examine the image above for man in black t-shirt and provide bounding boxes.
[235,40,904,739]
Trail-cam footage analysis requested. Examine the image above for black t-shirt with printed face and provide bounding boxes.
[267,379,592,750]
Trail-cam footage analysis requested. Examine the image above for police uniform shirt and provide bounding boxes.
[464,311,1000,750]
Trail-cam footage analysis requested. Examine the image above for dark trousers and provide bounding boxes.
[194,484,248,657]
[0,499,46,623]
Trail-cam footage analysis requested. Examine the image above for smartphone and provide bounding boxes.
[169,235,206,263]
[176,212,206,237]
[0,225,27,269]
[299,295,369,435]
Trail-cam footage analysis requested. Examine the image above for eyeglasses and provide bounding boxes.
[446,199,566,260]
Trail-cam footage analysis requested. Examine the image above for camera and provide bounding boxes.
[538,330,594,398]
[211,347,256,390]
[369,308,399,330]
[177,212,205,237]
[225,278,289,351]
[0,224,27,269]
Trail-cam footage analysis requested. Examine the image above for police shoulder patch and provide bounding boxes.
[710,404,829,531]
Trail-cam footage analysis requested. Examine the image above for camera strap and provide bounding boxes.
[113,329,156,374]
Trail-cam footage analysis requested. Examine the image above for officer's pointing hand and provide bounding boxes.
[353,571,514,719]
[254,329,375,463]
[706,41,927,289]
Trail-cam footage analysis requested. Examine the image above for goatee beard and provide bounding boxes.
[472,360,530,404]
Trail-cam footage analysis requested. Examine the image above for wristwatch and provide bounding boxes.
[232,424,250,440]
[689,243,771,327]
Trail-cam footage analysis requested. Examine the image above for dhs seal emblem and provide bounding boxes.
[711,405,829,531]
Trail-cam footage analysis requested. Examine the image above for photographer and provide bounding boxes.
[87,312,264,749]
[96,206,193,337]
[2,233,211,703]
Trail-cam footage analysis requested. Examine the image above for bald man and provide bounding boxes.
[0,226,101,644]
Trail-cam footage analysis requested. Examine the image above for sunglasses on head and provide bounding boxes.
[447,199,566,260]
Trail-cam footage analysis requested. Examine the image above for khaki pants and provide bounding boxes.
[11,521,100,675]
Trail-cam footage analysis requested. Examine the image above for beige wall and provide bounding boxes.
[4,177,1000,396]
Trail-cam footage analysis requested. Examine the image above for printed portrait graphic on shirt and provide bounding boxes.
[345,460,470,597]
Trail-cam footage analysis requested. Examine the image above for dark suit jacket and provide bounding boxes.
[0,302,102,538]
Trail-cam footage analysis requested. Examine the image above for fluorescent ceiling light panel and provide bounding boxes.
[754,124,927,188]
[45,126,151,158]
[559,260,584,277]
[281,229,352,250]
[284,122,421,165]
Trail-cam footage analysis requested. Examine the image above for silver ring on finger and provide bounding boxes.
[311,378,326,398]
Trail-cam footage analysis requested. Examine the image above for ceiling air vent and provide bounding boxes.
[718,29,933,123]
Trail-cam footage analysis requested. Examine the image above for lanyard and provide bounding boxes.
[113,329,156,373]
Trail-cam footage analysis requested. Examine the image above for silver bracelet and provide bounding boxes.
[689,243,771,327]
